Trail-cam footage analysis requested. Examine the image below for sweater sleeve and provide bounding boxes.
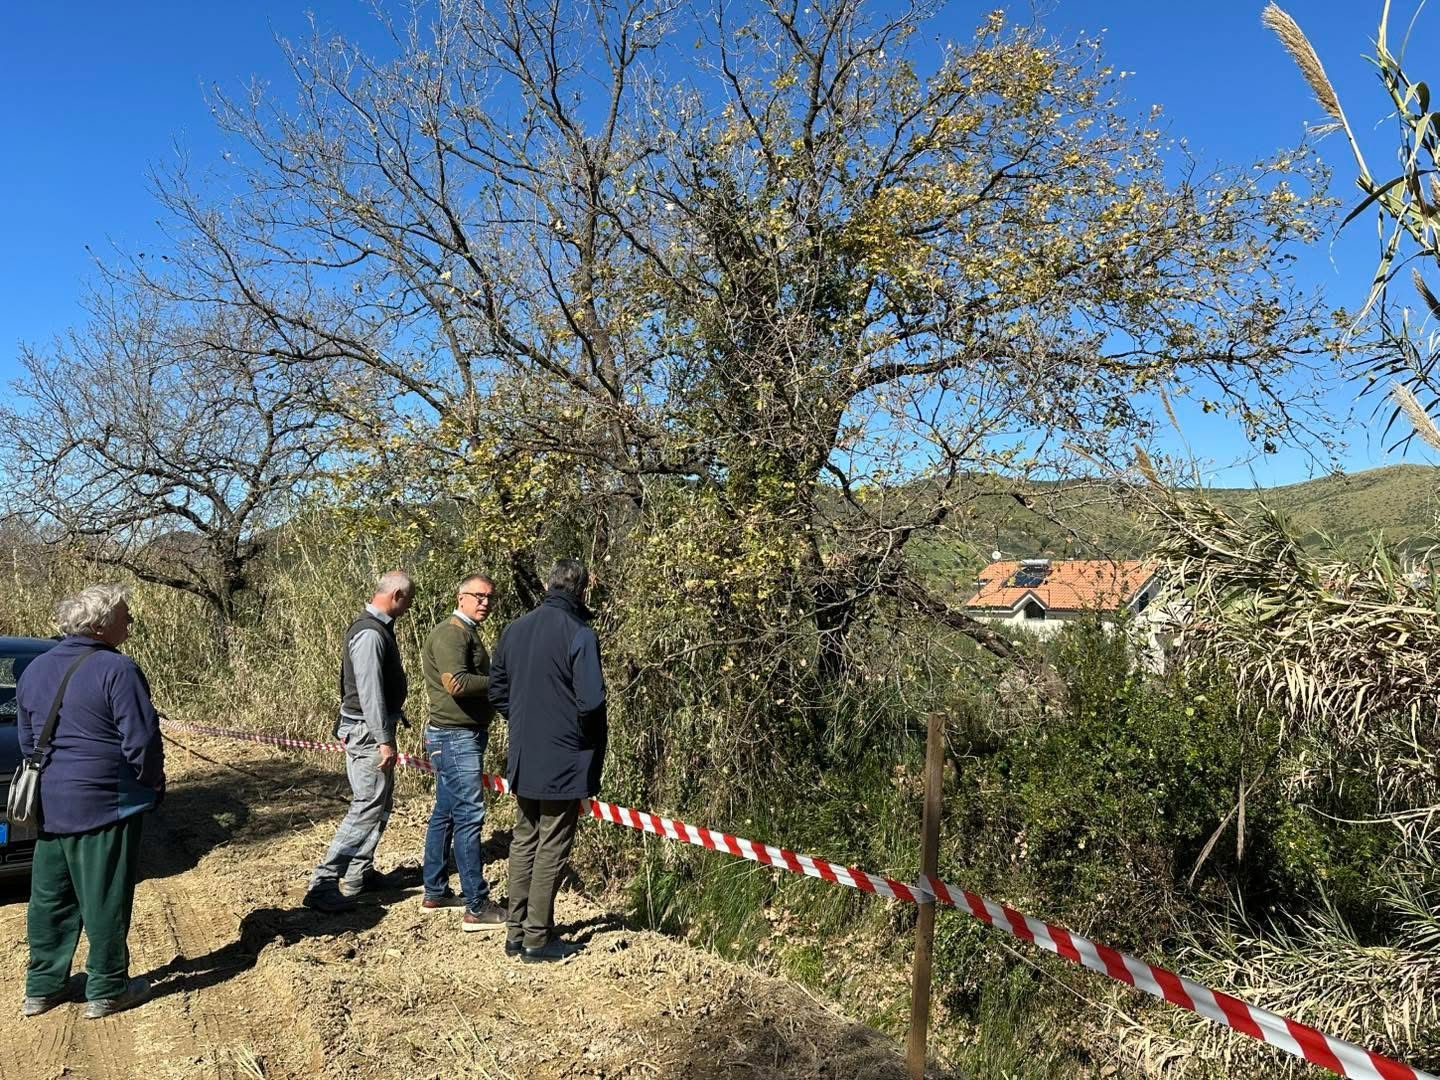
[433,621,489,698]
[110,659,165,789]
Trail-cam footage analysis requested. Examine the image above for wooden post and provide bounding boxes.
[906,711,945,1079]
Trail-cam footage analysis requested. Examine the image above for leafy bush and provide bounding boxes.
[3,530,1425,1075]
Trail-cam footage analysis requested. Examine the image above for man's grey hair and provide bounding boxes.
[56,584,131,636]
[375,569,414,597]
[546,559,588,597]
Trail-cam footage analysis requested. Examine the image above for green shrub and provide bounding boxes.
[3,530,1420,1074]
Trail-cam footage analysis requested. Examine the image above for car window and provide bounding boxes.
[0,657,17,719]
[1,653,48,719]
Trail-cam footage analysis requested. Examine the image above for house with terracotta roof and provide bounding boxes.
[965,558,1163,642]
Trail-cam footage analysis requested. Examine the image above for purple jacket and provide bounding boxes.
[16,635,165,835]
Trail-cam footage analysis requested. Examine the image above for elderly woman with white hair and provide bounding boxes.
[14,583,164,1020]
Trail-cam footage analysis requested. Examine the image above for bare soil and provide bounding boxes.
[0,731,915,1080]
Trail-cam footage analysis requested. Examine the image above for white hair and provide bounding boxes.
[56,584,131,636]
[375,569,414,597]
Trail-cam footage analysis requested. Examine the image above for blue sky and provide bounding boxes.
[1,0,1432,486]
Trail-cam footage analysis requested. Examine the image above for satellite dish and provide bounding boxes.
[991,550,1003,561]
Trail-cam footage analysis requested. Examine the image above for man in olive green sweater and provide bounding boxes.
[419,573,506,930]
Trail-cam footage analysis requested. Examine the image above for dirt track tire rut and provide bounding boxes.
[0,733,917,1080]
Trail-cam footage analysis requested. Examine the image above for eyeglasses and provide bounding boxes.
[460,591,494,602]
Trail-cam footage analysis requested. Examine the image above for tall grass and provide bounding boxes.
[0,518,487,790]
[3,528,1433,1076]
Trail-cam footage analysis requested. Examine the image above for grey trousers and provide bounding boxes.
[506,797,580,948]
[309,720,395,892]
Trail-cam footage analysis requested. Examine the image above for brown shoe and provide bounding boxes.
[420,892,466,911]
[461,901,507,933]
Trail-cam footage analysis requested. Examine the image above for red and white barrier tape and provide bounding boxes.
[159,717,1435,1080]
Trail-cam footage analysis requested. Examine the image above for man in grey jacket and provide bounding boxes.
[304,570,416,913]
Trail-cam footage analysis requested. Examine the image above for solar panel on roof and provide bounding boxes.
[1009,569,1048,587]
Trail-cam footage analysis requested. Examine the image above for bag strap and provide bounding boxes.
[28,650,97,765]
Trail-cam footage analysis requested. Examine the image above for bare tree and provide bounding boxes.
[0,285,351,632]
[131,0,1335,688]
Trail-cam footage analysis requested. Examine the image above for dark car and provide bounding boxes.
[0,635,58,879]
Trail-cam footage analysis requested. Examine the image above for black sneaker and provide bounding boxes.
[504,938,524,958]
[522,939,582,963]
[83,978,151,1020]
[338,867,413,898]
[302,887,358,913]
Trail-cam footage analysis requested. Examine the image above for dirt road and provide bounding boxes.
[0,731,914,1079]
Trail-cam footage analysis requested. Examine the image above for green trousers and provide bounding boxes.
[26,815,145,1001]
[506,797,581,949]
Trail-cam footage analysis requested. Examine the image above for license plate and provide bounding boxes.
[0,822,8,845]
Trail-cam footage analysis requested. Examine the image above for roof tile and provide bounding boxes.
[966,559,1158,612]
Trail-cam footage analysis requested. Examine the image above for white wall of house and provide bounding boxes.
[967,578,1170,661]
[974,605,1084,640]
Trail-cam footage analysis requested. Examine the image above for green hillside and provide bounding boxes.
[1209,463,1440,556]
[912,464,1440,573]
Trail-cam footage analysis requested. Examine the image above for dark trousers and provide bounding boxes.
[506,797,580,948]
[27,815,145,1001]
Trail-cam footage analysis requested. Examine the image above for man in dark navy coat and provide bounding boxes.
[488,558,607,962]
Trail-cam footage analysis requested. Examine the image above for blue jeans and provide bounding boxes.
[422,725,490,911]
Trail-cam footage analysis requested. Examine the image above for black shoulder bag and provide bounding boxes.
[6,651,94,830]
